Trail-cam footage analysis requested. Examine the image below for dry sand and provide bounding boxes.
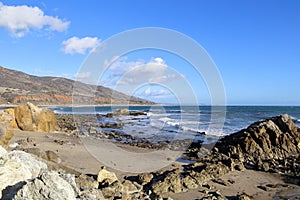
[8,129,300,199]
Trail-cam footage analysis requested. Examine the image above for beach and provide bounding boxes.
[0,103,299,199]
[7,128,300,199]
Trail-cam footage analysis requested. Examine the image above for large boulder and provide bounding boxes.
[14,102,58,132]
[214,114,300,175]
[0,146,81,200]
[3,171,78,200]
[0,146,47,198]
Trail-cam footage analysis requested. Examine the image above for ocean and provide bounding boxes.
[49,105,300,144]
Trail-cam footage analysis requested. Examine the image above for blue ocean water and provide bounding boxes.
[48,105,300,143]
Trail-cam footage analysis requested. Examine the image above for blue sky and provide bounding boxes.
[0,0,299,105]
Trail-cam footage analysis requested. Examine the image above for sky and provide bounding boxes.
[0,0,299,105]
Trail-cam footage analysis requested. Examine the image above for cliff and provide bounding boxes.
[0,66,152,105]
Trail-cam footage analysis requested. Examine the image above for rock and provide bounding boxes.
[201,190,226,200]
[99,179,142,199]
[37,109,58,132]
[122,180,140,195]
[45,150,61,164]
[182,175,198,189]
[152,169,183,194]
[0,146,83,200]
[100,180,123,199]
[3,171,78,200]
[14,102,58,132]
[137,173,154,186]
[0,146,47,198]
[0,125,14,147]
[113,108,130,115]
[97,167,118,185]
[79,188,104,200]
[0,110,15,126]
[3,108,18,128]
[75,174,99,190]
[236,192,252,200]
[214,114,300,176]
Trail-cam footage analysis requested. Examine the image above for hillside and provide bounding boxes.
[0,66,152,105]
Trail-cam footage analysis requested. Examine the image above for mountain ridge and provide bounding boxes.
[0,66,152,105]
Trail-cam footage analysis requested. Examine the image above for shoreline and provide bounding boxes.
[1,103,300,199]
[7,128,300,199]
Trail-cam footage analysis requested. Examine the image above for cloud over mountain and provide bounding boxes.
[0,2,69,37]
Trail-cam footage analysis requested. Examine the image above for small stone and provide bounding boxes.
[97,167,118,185]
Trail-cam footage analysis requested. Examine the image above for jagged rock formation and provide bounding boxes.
[123,114,300,197]
[0,146,100,200]
[0,147,48,199]
[214,114,300,176]
[0,66,152,105]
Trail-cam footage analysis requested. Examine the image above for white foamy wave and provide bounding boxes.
[180,126,203,133]
[205,129,226,137]
[159,117,181,126]
[147,112,170,117]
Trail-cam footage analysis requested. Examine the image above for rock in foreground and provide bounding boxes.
[214,114,300,176]
[0,146,79,200]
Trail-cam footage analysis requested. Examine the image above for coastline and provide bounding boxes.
[8,129,300,199]
[1,104,300,199]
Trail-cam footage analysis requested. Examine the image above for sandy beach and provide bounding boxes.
[7,128,300,199]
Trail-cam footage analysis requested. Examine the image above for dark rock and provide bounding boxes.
[214,114,300,176]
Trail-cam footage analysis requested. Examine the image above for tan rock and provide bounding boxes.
[97,167,118,185]
[3,108,18,128]
[37,109,58,132]
[45,150,61,164]
[75,174,99,190]
[14,102,58,132]
[0,126,14,148]
[121,180,140,195]
[137,173,153,185]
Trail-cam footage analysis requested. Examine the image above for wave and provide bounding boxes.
[290,116,300,124]
[147,112,171,117]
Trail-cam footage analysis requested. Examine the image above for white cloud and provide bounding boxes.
[140,88,172,98]
[0,2,69,37]
[100,57,185,87]
[62,36,100,54]
[134,87,176,104]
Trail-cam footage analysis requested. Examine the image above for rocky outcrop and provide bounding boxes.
[125,114,300,197]
[0,146,48,198]
[14,102,58,132]
[214,114,300,176]
[3,171,79,200]
[0,146,86,200]
[97,167,143,199]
